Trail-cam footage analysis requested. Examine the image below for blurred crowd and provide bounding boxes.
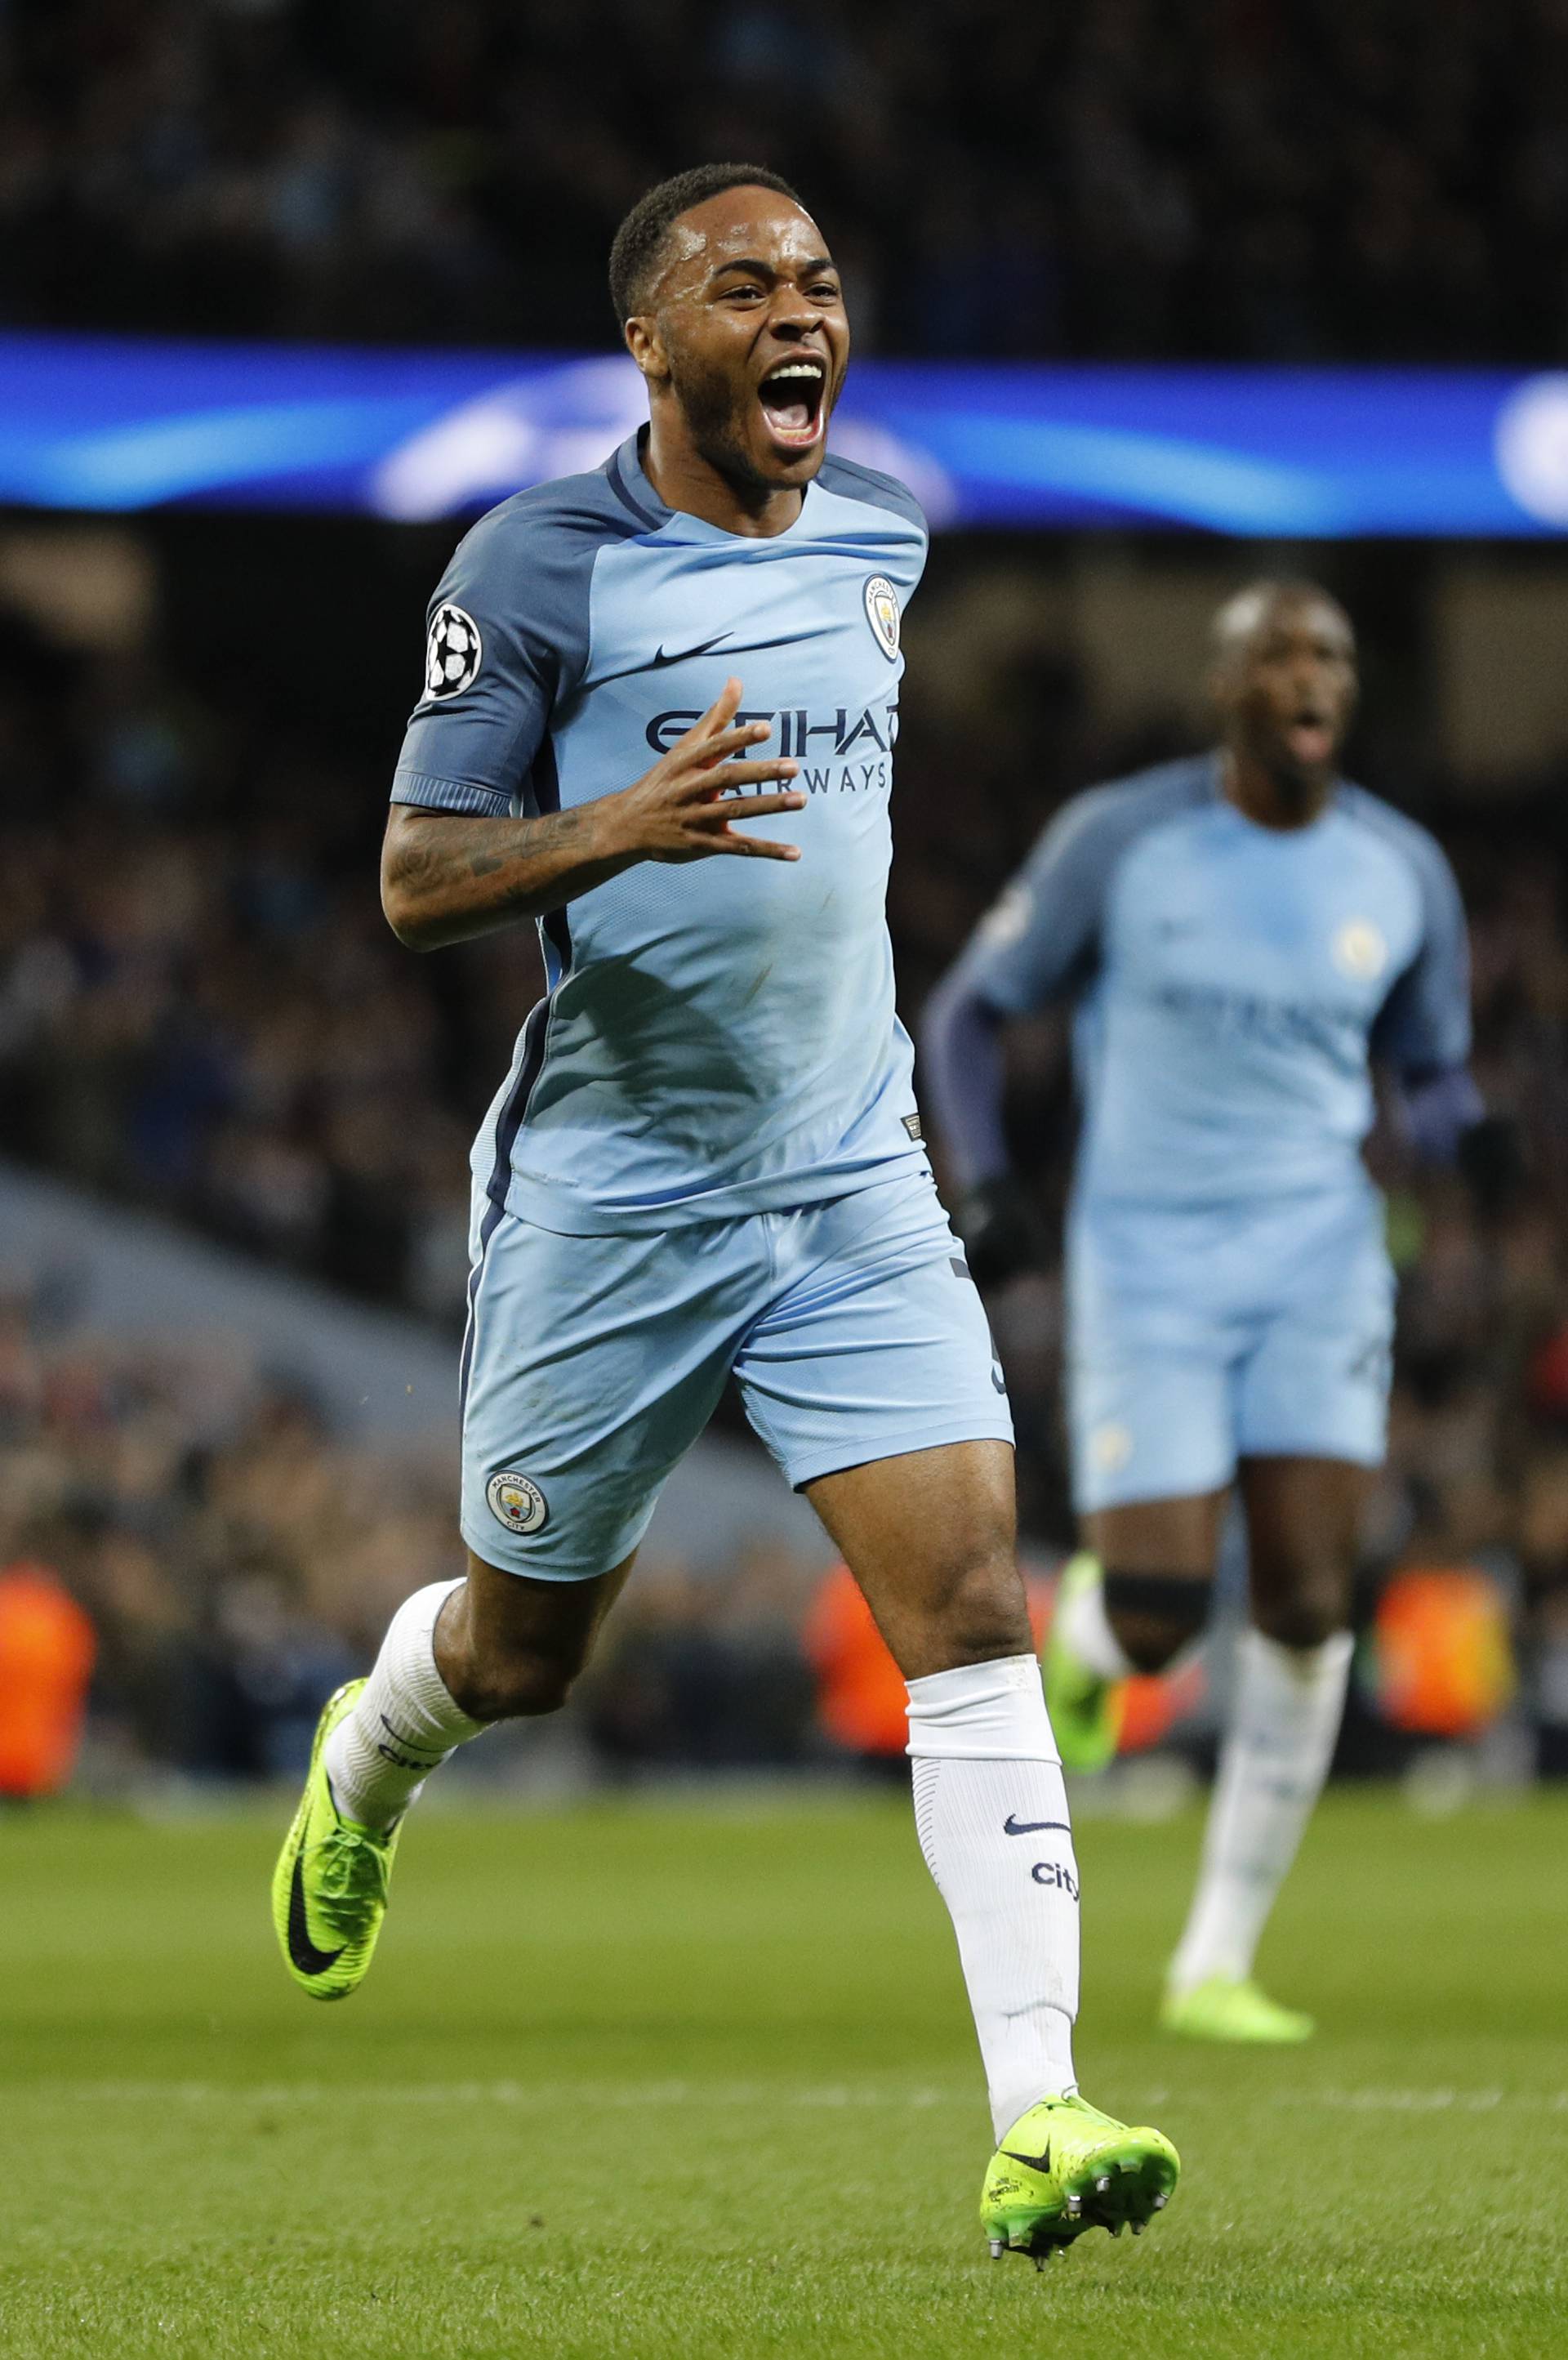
[6,571,1568,1778]
[0,1272,845,1783]
[4,0,1568,362]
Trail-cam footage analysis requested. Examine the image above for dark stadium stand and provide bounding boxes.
[2,1,1566,361]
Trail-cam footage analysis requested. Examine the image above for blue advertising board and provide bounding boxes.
[2,334,1566,535]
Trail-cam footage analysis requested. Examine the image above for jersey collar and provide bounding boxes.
[610,429,819,544]
[1209,747,1345,832]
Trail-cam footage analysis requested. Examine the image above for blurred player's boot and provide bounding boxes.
[982,2092,1180,2264]
[271,1680,401,2001]
[1160,1974,1313,2043]
[1043,1554,1124,1773]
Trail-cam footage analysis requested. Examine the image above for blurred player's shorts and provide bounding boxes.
[1066,1179,1395,1511]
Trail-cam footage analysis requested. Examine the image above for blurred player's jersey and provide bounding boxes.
[954,755,1471,1209]
[392,432,927,1234]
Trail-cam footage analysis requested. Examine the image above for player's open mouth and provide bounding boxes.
[1285,711,1334,765]
[757,357,826,453]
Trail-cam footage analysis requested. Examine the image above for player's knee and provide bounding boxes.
[443,1635,581,1722]
[900,1538,1032,1671]
[1102,1569,1211,1674]
[921,1546,1033,1668]
[1251,1571,1348,1653]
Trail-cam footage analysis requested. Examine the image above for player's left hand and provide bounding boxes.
[1456,1113,1526,1216]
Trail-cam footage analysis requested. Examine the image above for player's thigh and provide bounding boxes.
[734,1169,1022,1676]
[1084,1490,1227,1581]
[1066,1207,1238,1517]
[1068,1332,1236,1521]
[808,1439,1030,1679]
[461,1204,746,1583]
[1238,1455,1373,1644]
[1235,1184,1394,1473]
[735,1168,1014,1496]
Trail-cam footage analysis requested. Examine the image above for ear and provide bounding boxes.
[625,313,670,387]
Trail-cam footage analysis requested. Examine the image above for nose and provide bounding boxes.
[768,288,819,341]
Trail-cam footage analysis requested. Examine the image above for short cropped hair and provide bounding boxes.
[1212,578,1348,658]
[608,163,804,328]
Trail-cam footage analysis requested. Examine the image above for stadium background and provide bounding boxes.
[4,0,1568,1796]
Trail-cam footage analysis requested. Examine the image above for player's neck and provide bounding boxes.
[640,418,804,539]
[1221,747,1334,832]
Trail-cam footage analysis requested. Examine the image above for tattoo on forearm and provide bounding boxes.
[387,805,595,917]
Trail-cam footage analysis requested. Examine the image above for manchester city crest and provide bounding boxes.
[1332,918,1388,980]
[863,573,901,662]
[485,1469,549,1536]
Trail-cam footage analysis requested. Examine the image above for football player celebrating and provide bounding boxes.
[272,163,1178,2264]
[924,581,1503,2042]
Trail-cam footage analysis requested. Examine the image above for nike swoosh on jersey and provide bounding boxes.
[651,632,735,667]
[288,1849,345,1976]
[1003,1814,1072,1836]
[590,626,825,689]
[1002,2141,1052,2175]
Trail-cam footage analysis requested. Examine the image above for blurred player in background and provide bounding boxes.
[271,163,1178,2263]
[923,582,1509,2042]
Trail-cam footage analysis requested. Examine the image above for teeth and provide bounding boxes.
[764,364,823,381]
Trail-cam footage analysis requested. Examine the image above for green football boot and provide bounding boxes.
[1043,1553,1123,1774]
[982,2091,1180,2266]
[271,1680,399,2001]
[1161,1974,1313,2044]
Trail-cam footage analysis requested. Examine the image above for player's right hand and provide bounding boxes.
[956,1173,1040,1287]
[609,678,806,863]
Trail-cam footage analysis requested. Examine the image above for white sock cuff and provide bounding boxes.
[905,1653,1058,1762]
[386,1577,485,1743]
[1241,1626,1354,1726]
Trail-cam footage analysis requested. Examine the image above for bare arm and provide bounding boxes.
[381,679,807,950]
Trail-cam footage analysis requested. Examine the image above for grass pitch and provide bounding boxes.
[2,1787,1565,2359]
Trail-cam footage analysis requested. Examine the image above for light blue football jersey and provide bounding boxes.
[392,431,928,1233]
[954,754,1471,1208]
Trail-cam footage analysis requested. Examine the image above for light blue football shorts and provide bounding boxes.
[1067,1180,1395,1514]
[460,1163,1013,1581]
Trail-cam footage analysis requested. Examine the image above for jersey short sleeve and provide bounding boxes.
[815,450,929,539]
[390,488,602,819]
[1369,820,1472,1077]
[956,764,1207,1018]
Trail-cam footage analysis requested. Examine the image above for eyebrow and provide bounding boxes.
[706,253,837,286]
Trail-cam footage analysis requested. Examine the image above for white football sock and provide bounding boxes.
[1054,1551,1135,1678]
[906,1653,1079,2140]
[1168,1626,1352,1992]
[323,1577,486,1831]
